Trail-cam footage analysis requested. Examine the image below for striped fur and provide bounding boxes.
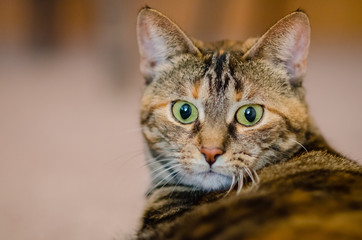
[132,7,362,240]
[137,152,362,239]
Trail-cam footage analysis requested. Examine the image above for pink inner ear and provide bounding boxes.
[293,23,309,60]
[289,19,310,79]
[138,17,162,63]
[137,8,200,80]
[137,10,172,79]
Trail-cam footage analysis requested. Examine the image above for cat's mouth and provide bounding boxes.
[195,169,227,177]
[204,170,223,177]
[208,169,228,176]
[193,166,260,192]
[194,166,236,181]
[183,170,232,191]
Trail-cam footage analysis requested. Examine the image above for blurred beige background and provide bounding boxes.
[0,0,361,239]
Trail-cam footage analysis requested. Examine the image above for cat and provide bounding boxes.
[133,6,362,240]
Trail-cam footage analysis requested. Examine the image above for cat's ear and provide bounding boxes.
[243,11,311,87]
[137,7,200,82]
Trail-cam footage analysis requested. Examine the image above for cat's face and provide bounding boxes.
[137,8,311,191]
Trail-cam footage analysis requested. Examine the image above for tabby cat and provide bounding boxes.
[133,6,362,240]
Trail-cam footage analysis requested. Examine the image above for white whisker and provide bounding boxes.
[158,170,183,192]
[147,161,173,175]
[236,173,244,194]
[146,152,171,163]
[150,163,181,182]
[244,167,256,185]
[223,175,236,198]
[191,184,198,193]
[142,158,174,168]
[109,149,144,168]
[170,173,186,196]
[146,169,182,195]
[252,169,260,184]
[146,157,177,170]
[291,139,308,152]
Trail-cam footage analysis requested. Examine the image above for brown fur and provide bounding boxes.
[131,7,362,240]
[137,152,362,240]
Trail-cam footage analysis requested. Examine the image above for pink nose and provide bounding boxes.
[201,147,224,166]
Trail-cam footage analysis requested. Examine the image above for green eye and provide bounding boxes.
[172,101,199,124]
[236,104,263,126]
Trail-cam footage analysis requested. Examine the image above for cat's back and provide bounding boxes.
[138,151,362,240]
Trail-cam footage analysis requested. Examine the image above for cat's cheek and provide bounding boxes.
[181,157,209,174]
[152,109,195,141]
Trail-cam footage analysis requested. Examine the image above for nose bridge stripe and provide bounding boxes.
[200,124,227,147]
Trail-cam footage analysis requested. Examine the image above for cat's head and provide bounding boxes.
[137,7,311,192]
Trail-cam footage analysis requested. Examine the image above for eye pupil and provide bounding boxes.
[235,104,263,126]
[172,101,198,124]
[180,104,192,119]
[244,107,256,122]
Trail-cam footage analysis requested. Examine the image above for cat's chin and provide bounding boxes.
[182,171,233,192]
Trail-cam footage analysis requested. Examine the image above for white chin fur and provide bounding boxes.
[181,172,232,191]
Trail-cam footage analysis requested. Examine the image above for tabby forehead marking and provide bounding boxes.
[204,52,235,96]
[197,51,244,123]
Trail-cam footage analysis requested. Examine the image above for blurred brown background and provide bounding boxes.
[0,0,361,239]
